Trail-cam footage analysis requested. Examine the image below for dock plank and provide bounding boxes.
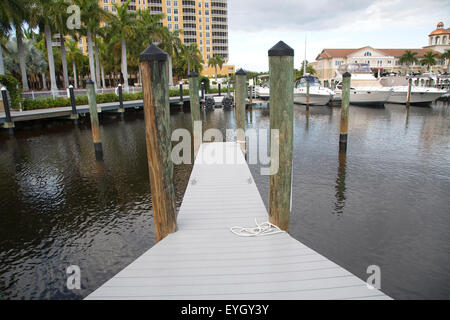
[86,142,391,300]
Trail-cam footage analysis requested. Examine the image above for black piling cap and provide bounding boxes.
[86,79,94,85]
[139,45,168,62]
[236,68,246,76]
[189,71,199,78]
[343,72,351,78]
[268,41,294,57]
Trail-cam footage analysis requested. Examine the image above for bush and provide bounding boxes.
[0,75,22,110]
[199,76,210,93]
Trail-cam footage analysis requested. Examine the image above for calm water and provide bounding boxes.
[0,102,449,300]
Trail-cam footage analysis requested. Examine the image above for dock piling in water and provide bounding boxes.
[118,84,125,114]
[1,87,14,132]
[86,80,103,160]
[189,71,201,156]
[268,41,294,232]
[306,78,310,111]
[218,83,221,96]
[406,78,412,109]
[339,72,351,153]
[139,45,177,242]
[235,68,247,153]
[68,85,78,123]
[179,82,184,106]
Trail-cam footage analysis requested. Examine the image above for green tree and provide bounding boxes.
[440,49,450,73]
[178,43,203,74]
[399,50,419,75]
[75,0,112,91]
[208,55,224,82]
[160,29,183,86]
[420,51,438,71]
[66,39,83,88]
[110,0,137,91]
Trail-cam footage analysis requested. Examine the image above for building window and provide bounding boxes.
[205,2,209,8]
[174,16,178,22]
[205,10,209,15]
[174,9,178,14]
[104,6,108,11]
[168,24,172,29]
[206,40,210,45]
[199,25,202,30]
[206,25,210,30]
[175,24,179,30]
[199,32,202,37]
[198,2,201,8]
[200,40,203,45]
[167,8,171,14]
[199,10,202,15]
[387,60,391,64]
[206,17,209,23]
[199,17,202,22]
[207,54,211,59]
[166,0,171,5]
[112,6,116,11]
[207,47,210,52]
[167,16,172,21]
[206,32,210,38]
[173,0,178,5]
[364,51,372,56]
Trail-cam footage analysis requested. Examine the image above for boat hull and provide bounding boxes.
[335,89,392,107]
[388,91,445,105]
[294,93,332,105]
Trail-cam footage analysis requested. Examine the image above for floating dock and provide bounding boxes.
[86,142,391,300]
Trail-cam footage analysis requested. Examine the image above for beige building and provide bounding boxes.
[314,22,449,83]
[77,0,234,77]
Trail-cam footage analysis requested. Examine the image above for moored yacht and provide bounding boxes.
[255,82,270,99]
[294,76,334,105]
[380,76,446,105]
[333,64,393,107]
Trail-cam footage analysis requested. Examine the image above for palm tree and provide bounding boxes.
[208,55,224,82]
[160,29,183,86]
[9,0,32,90]
[110,0,137,91]
[66,39,83,88]
[75,0,112,91]
[441,49,450,73]
[179,43,203,74]
[34,0,60,94]
[136,9,166,49]
[420,51,438,71]
[399,50,419,75]
[50,0,71,88]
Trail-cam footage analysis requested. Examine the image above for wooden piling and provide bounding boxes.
[235,68,247,152]
[68,85,79,122]
[249,85,253,105]
[118,84,125,113]
[86,80,103,160]
[179,82,184,106]
[139,45,177,242]
[268,41,294,232]
[406,78,412,109]
[1,87,14,131]
[218,83,221,96]
[339,72,351,152]
[189,71,201,156]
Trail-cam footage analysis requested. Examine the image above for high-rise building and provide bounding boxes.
[89,0,234,77]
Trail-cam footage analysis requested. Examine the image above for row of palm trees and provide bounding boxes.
[0,0,221,93]
[399,49,450,74]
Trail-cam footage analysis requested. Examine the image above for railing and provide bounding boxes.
[21,87,144,100]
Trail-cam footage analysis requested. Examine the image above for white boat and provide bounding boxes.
[334,64,393,107]
[388,86,446,105]
[294,76,334,105]
[380,76,446,105]
[255,82,270,99]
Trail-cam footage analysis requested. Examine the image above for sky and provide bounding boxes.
[227,0,450,72]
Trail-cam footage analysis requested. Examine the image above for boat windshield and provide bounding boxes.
[338,63,372,74]
[295,76,320,88]
[260,81,270,88]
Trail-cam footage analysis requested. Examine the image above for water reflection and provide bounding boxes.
[334,151,347,217]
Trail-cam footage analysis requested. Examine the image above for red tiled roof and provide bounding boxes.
[317,47,441,60]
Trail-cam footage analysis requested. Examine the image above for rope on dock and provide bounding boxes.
[230,219,285,237]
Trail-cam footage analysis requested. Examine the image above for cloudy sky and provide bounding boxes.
[227,0,450,71]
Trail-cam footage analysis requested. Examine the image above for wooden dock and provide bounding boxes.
[86,142,391,300]
[0,95,209,125]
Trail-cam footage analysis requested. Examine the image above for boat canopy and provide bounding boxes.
[338,63,372,74]
[295,76,320,88]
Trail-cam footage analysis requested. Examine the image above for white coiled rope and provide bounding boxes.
[230,219,285,237]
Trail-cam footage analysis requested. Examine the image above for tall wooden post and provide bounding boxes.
[249,85,253,105]
[189,71,201,156]
[306,78,310,111]
[406,78,412,109]
[68,85,78,123]
[179,82,184,106]
[339,72,351,153]
[235,68,247,153]
[139,45,177,242]
[268,41,294,232]
[1,87,14,133]
[86,80,103,160]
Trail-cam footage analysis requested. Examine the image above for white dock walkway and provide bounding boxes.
[86,142,391,300]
